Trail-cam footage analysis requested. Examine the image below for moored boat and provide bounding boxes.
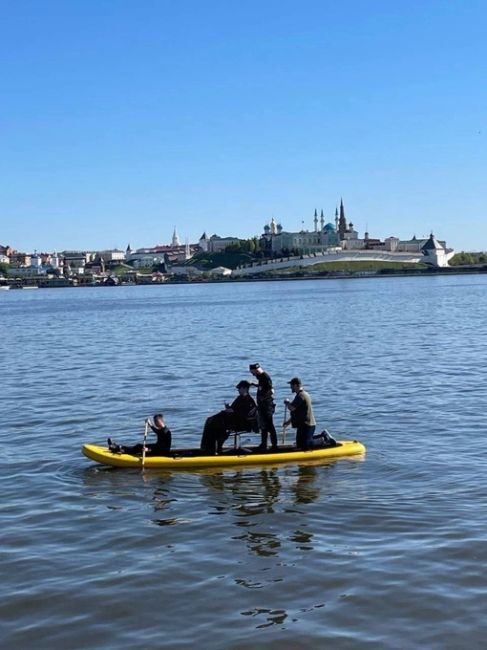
[82,440,366,469]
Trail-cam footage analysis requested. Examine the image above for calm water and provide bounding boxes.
[1,275,487,649]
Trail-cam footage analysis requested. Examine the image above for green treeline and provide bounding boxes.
[450,252,487,266]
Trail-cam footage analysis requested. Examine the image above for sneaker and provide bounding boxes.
[108,441,123,454]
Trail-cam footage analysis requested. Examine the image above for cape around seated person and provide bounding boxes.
[108,414,172,456]
[200,380,259,455]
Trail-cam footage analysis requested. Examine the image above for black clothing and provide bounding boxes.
[151,425,172,454]
[200,411,229,454]
[200,395,258,454]
[255,371,277,448]
[149,424,172,454]
[258,402,277,448]
[119,425,172,456]
[230,394,258,432]
[256,372,273,404]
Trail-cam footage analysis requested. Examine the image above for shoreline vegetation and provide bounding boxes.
[2,255,487,289]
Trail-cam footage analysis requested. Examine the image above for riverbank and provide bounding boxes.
[1,262,486,289]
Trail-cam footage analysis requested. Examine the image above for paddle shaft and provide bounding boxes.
[141,420,149,467]
[282,404,288,444]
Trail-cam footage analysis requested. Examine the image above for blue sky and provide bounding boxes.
[1,0,486,252]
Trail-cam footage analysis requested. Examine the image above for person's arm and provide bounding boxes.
[260,375,272,393]
[284,394,302,412]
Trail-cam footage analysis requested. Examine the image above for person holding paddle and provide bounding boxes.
[107,414,171,456]
[283,377,316,451]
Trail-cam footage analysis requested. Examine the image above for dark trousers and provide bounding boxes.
[200,412,229,454]
[296,425,315,451]
[121,442,170,456]
[258,402,277,448]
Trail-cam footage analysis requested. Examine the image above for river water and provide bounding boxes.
[1,275,486,649]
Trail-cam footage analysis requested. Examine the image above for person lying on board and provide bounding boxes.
[107,414,172,456]
[200,380,258,455]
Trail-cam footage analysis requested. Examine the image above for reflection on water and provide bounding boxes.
[4,277,487,649]
[233,529,282,557]
[241,607,288,628]
[196,466,324,557]
[292,465,321,504]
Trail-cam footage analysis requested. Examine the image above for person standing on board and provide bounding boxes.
[249,362,278,451]
[284,378,316,451]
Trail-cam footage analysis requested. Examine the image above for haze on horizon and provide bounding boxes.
[1,1,486,253]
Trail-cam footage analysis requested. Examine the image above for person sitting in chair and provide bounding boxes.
[108,414,171,456]
[200,380,258,455]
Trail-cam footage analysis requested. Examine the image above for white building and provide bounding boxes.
[31,252,42,268]
[261,210,341,255]
[130,253,167,269]
[420,233,455,267]
[208,235,241,253]
[96,249,125,262]
[50,252,61,270]
[198,232,210,252]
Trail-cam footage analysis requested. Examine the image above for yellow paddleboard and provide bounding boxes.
[82,440,366,469]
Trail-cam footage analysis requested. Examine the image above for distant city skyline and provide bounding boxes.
[0,201,456,255]
[1,1,486,252]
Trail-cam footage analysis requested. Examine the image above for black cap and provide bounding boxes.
[236,380,251,389]
[287,377,301,386]
[249,363,260,370]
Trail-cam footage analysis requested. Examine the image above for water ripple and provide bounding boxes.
[2,277,487,649]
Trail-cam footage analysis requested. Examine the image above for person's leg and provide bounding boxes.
[267,414,278,448]
[120,443,144,455]
[258,404,277,449]
[217,430,230,454]
[304,425,315,451]
[258,406,268,448]
[296,425,315,451]
[201,415,222,454]
[295,426,306,450]
[200,417,214,452]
